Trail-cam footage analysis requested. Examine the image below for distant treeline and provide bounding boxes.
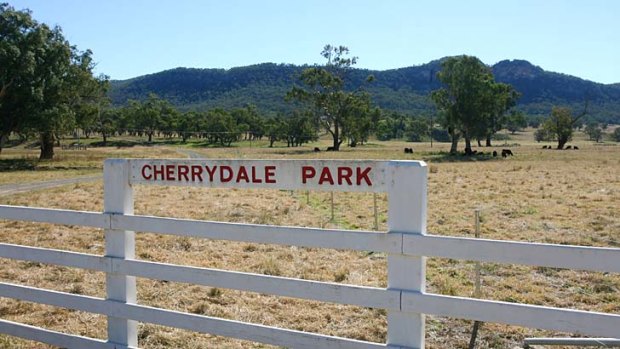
[109,61,620,124]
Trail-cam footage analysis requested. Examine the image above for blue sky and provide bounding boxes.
[8,0,620,83]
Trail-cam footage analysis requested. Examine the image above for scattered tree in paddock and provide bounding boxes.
[287,45,374,151]
[431,55,520,154]
[0,3,104,159]
[541,103,588,149]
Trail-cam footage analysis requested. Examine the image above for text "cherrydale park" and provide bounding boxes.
[139,163,373,186]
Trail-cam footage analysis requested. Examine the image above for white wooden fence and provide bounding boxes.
[0,159,618,349]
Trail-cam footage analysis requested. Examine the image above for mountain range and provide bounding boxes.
[109,58,620,123]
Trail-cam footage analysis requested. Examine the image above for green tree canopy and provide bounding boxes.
[542,104,588,149]
[0,3,102,158]
[431,55,519,154]
[287,45,373,151]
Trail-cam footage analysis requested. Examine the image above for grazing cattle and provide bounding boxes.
[501,149,514,157]
[542,145,548,149]
[404,147,413,154]
[313,147,320,152]
[326,146,335,151]
[493,151,498,157]
[573,146,579,150]
[566,145,572,150]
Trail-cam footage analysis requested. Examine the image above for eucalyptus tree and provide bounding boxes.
[431,56,494,154]
[0,3,100,159]
[287,45,373,151]
[542,104,588,149]
[431,55,519,154]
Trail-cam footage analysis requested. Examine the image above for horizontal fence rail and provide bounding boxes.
[0,239,618,339]
[0,283,386,349]
[2,205,618,273]
[0,319,115,349]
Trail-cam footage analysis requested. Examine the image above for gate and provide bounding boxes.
[0,158,618,348]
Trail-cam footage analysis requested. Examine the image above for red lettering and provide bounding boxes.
[337,167,353,185]
[141,164,152,180]
[165,164,175,181]
[301,166,316,184]
[236,166,250,183]
[318,167,334,185]
[265,166,276,183]
[191,165,203,182]
[178,165,189,181]
[220,166,233,182]
[251,166,262,183]
[356,167,372,186]
[153,165,165,180]
[204,165,217,181]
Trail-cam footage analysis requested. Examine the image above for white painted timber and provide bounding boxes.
[0,319,118,349]
[402,292,620,338]
[117,258,400,310]
[112,214,402,253]
[403,235,620,273]
[386,161,427,348]
[0,283,387,349]
[0,205,107,228]
[0,242,397,310]
[0,243,108,272]
[103,159,137,347]
[128,158,392,192]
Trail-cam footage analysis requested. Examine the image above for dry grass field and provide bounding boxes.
[0,131,618,348]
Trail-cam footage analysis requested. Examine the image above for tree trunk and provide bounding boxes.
[485,134,492,147]
[464,136,473,155]
[0,132,8,155]
[332,124,340,151]
[557,137,568,150]
[40,132,55,160]
[148,132,153,143]
[102,132,108,146]
[449,128,459,155]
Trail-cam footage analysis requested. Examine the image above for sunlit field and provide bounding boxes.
[0,130,618,348]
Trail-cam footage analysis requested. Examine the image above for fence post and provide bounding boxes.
[104,159,137,348]
[387,161,427,349]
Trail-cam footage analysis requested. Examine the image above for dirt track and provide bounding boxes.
[0,149,204,197]
[0,175,102,197]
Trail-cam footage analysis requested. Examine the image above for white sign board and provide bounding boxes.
[127,159,424,193]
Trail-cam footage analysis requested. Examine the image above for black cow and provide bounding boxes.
[501,149,513,157]
[492,151,498,157]
[404,147,413,154]
[566,145,572,150]
[313,147,321,152]
[573,146,579,150]
[326,146,335,151]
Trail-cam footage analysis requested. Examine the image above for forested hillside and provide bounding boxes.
[109,59,620,123]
